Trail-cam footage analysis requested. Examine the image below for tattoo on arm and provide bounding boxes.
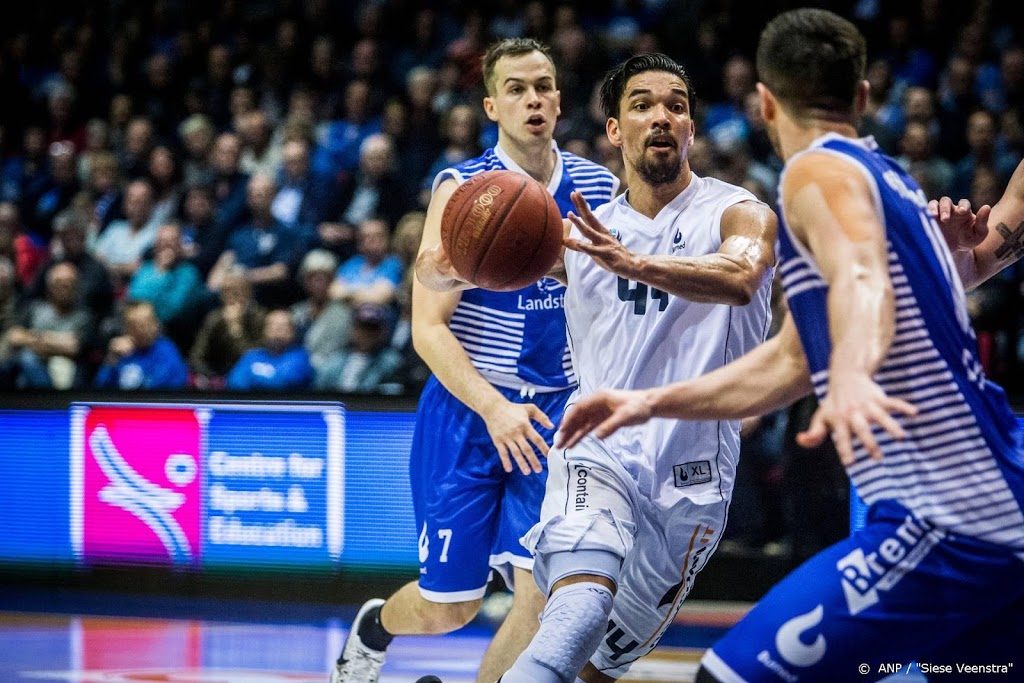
[994,220,1024,261]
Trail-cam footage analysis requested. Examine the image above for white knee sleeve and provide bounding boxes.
[500,582,615,683]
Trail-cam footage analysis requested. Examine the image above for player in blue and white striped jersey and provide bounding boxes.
[331,38,618,683]
[558,9,1024,682]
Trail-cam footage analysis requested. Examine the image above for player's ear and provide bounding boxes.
[606,117,623,148]
[483,95,500,123]
[756,83,775,124]
[854,79,869,118]
[555,89,561,119]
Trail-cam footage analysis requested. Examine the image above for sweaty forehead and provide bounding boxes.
[624,71,688,97]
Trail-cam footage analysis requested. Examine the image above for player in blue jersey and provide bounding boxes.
[331,38,619,683]
[557,9,1024,682]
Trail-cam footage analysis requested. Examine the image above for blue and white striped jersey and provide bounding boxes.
[433,143,619,389]
[778,133,1024,551]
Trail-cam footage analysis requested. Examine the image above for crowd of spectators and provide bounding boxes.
[1,0,1022,399]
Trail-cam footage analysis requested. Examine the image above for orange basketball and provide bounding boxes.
[441,170,564,291]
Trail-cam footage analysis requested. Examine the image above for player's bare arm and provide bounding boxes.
[415,178,475,292]
[783,152,917,464]
[556,313,813,449]
[928,158,1024,289]
[412,180,553,475]
[563,190,776,305]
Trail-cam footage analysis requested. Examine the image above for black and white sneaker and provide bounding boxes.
[330,598,387,683]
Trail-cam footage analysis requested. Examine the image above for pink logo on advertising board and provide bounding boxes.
[82,407,202,565]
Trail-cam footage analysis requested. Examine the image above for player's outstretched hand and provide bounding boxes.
[555,389,653,449]
[416,243,473,291]
[927,196,991,253]
[797,372,918,465]
[563,190,636,276]
[482,400,555,475]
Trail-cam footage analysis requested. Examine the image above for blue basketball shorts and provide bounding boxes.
[409,375,572,603]
[702,499,1024,682]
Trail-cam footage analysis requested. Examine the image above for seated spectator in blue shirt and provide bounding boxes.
[226,308,313,390]
[94,300,188,389]
[315,303,403,393]
[330,218,403,307]
[207,173,307,308]
[127,223,205,347]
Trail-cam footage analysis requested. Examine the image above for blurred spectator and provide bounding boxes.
[118,116,155,180]
[272,138,338,229]
[179,182,231,277]
[937,55,982,161]
[237,110,281,178]
[204,44,235,129]
[190,268,266,388]
[77,119,111,188]
[147,146,183,227]
[0,258,17,341]
[94,300,187,390]
[45,82,86,151]
[320,80,381,174]
[879,15,938,93]
[389,211,429,392]
[0,202,48,289]
[138,53,180,138]
[28,141,80,238]
[106,94,134,154]
[337,133,413,230]
[315,302,403,393]
[952,109,1020,198]
[330,218,402,308]
[896,121,955,197]
[291,249,351,371]
[28,211,114,319]
[127,223,204,338]
[209,132,250,232]
[0,262,93,389]
[178,114,216,187]
[86,151,123,232]
[93,178,160,285]
[208,174,306,308]
[859,60,901,154]
[226,309,313,390]
[421,104,482,205]
[704,55,757,151]
[2,126,50,209]
[997,46,1024,113]
[401,66,444,185]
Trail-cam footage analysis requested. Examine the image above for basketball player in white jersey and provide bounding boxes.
[420,53,778,682]
[559,10,1024,682]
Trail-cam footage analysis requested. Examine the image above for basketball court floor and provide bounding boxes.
[0,590,926,682]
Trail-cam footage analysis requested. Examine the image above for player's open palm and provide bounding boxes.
[482,400,554,475]
[555,389,653,449]
[563,191,635,276]
[798,371,918,465]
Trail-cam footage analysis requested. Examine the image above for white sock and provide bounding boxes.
[499,582,614,683]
